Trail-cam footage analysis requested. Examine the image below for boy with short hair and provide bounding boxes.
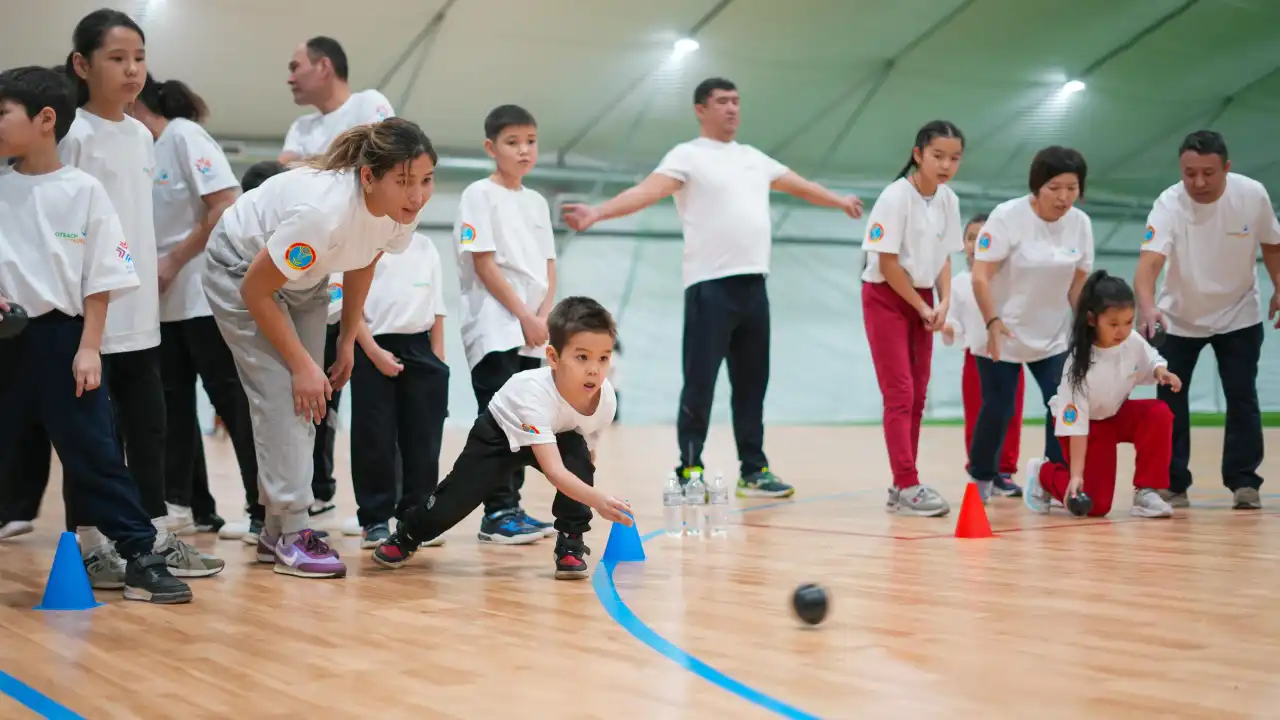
[453,104,559,543]
[372,296,631,580]
[0,65,191,603]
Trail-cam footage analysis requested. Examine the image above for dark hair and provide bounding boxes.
[1178,130,1228,163]
[136,73,207,122]
[694,77,736,106]
[896,120,964,179]
[484,104,537,141]
[241,160,286,192]
[0,66,77,143]
[1029,146,1088,197]
[65,9,145,107]
[548,296,618,353]
[306,36,348,82]
[301,117,438,178]
[966,212,989,227]
[1066,270,1135,394]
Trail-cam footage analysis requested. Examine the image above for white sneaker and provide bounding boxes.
[166,503,197,536]
[218,518,250,540]
[1131,488,1174,518]
[341,516,362,537]
[1023,458,1051,514]
[892,484,951,517]
[0,520,34,540]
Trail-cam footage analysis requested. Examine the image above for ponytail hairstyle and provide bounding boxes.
[65,9,145,108]
[1066,270,1136,394]
[301,117,438,179]
[136,73,208,122]
[896,120,964,180]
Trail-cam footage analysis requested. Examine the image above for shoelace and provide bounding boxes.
[299,530,334,557]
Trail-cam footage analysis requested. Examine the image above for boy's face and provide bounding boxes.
[0,100,52,158]
[548,330,614,402]
[485,124,537,178]
[963,221,982,266]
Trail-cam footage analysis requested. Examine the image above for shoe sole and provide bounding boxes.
[0,523,34,540]
[555,569,589,580]
[477,532,542,545]
[272,564,346,578]
[361,537,389,550]
[1130,506,1174,518]
[123,586,193,604]
[736,488,795,499]
[538,527,557,538]
[169,564,225,578]
[372,553,411,569]
[91,580,125,590]
[891,505,951,517]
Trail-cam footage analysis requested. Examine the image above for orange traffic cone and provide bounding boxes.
[955,482,996,539]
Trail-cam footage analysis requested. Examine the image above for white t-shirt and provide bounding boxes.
[1142,174,1280,338]
[972,195,1095,363]
[0,166,139,318]
[365,232,447,337]
[59,109,160,354]
[861,178,962,287]
[152,118,240,322]
[326,273,344,324]
[943,270,986,353]
[654,137,790,288]
[454,178,556,369]
[282,89,394,159]
[488,367,617,453]
[1050,331,1167,437]
[212,168,415,292]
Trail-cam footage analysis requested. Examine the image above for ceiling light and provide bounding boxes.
[673,38,700,56]
[1062,79,1086,94]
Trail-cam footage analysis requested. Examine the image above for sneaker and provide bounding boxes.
[194,513,225,533]
[155,534,225,578]
[372,528,420,569]
[1131,488,1174,518]
[884,486,900,511]
[274,529,346,578]
[554,532,591,580]
[218,518,252,541]
[514,509,556,538]
[1157,489,1190,508]
[992,474,1023,498]
[361,522,391,549]
[975,479,994,504]
[1023,458,1051,515]
[123,553,193,604]
[0,520,34,540]
[478,509,543,545]
[256,532,277,563]
[309,499,336,518]
[1233,487,1261,510]
[341,516,362,537]
[892,484,950,517]
[83,544,126,589]
[165,503,197,536]
[737,468,795,499]
[391,518,445,548]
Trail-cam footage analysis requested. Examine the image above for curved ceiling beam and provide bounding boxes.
[376,0,459,92]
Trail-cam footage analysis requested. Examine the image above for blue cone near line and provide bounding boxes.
[35,531,103,611]
[601,512,645,565]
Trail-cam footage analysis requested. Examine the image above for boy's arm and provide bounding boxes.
[537,260,556,318]
[74,291,109,396]
[430,316,445,360]
[530,443,632,524]
[474,253,535,322]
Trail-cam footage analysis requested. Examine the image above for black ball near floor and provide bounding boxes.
[792,583,829,626]
[1067,491,1093,517]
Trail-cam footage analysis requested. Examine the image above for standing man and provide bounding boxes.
[562,77,863,498]
[1134,130,1280,510]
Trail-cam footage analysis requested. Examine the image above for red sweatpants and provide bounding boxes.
[1038,399,1173,517]
[962,350,1023,475]
[862,281,933,489]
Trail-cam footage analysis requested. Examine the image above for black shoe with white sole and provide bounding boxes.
[123,553,193,604]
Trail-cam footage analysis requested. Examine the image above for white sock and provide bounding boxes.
[76,526,107,553]
[152,517,171,548]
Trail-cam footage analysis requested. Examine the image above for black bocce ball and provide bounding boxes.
[792,583,829,626]
[1066,491,1093,518]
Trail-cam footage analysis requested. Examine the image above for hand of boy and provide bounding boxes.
[1154,367,1182,393]
[593,492,633,526]
[520,314,549,348]
[73,348,101,397]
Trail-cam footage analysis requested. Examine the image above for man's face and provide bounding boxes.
[694,89,740,136]
[287,44,325,105]
[1179,151,1230,205]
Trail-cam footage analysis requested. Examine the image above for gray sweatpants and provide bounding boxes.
[202,234,329,536]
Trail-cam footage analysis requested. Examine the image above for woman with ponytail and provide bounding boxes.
[202,116,437,580]
[862,120,964,517]
[1024,271,1180,518]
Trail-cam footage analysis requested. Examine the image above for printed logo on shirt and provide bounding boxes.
[142,166,154,179]
[977,232,992,251]
[1143,225,1155,244]
[1062,403,1078,426]
[153,170,171,186]
[328,283,343,303]
[521,424,540,435]
[194,158,213,176]
[116,239,133,267]
[374,105,391,121]
[285,243,317,271]
[1228,225,1250,238]
[867,223,884,243]
[459,223,476,245]
[54,230,85,245]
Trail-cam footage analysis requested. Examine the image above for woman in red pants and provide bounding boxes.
[1024,270,1180,518]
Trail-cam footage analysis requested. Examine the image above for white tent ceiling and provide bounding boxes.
[4,0,1279,209]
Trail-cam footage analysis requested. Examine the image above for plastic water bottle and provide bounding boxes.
[683,470,707,537]
[706,472,729,536]
[662,473,684,537]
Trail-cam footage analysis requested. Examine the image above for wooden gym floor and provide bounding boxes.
[1,423,1279,719]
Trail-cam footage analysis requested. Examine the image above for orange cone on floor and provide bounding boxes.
[955,482,995,539]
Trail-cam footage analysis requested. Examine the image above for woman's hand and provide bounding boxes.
[293,359,333,424]
[985,319,1015,361]
[929,300,950,332]
[1066,475,1084,500]
[916,303,937,328]
[1154,367,1182,392]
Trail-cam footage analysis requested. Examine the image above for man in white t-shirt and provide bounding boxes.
[562,77,863,498]
[279,35,396,528]
[1134,130,1280,510]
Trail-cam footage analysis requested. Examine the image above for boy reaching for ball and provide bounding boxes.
[372,296,631,579]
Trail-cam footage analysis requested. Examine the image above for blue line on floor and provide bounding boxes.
[0,672,83,719]
[591,490,871,719]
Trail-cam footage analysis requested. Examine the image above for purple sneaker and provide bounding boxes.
[273,529,346,578]
[256,533,277,563]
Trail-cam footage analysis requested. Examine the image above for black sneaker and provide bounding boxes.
[371,528,420,569]
[554,532,591,580]
[361,522,391,549]
[194,513,225,533]
[123,553,193,604]
[993,474,1023,498]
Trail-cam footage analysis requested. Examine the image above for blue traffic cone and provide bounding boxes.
[34,531,103,611]
[601,512,645,566]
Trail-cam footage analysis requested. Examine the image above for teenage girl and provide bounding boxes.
[862,120,964,518]
[942,212,1025,497]
[60,9,223,580]
[202,117,435,580]
[1024,271,1178,518]
[968,146,1095,502]
[131,73,252,536]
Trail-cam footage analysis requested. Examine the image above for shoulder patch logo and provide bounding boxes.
[867,223,884,243]
[977,232,992,251]
[459,223,476,245]
[1062,403,1078,426]
[285,243,316,271]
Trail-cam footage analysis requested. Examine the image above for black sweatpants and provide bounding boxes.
[1157,322,1265,493]
[350,330,449,527]
[472,348,542,515]
[968,352,1068,481]
[0,313,156,557]
[312,322,342,505]
[160,316,261,519]
[678,273,770,477]
[401,410,594,543]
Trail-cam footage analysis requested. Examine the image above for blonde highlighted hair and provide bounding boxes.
[300,117,437,178]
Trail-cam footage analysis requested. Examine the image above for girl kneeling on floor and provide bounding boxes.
[1025,270,1180,518]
